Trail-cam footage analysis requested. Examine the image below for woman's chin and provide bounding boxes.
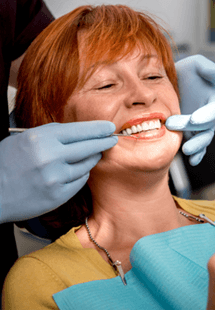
[98,130,182,173]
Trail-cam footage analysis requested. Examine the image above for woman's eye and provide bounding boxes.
[97,84,115,90]
[147,76,162,80]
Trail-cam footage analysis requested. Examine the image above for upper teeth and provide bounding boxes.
[121,120,161,135]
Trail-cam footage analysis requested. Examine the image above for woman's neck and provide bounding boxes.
[87,168,184,249]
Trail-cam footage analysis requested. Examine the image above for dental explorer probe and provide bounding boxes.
[8,128,128,136]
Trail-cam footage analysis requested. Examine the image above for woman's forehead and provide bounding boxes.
[78,38,161,69]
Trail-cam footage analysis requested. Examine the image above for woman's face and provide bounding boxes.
[63,47,182,173]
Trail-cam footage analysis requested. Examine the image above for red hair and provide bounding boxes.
[15,4,179,128]
[15,5,179,239]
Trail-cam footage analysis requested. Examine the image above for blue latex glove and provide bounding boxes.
[0,121,117,223]
[166,55,215,166]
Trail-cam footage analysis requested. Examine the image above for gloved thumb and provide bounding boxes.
[165,114,214,132]
[190,95,215,125]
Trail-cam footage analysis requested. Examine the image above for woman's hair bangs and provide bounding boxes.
[77,5,178,94]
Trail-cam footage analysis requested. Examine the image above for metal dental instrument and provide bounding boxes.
[8,128,27,133]
[112,133,128,136]
[8,128,130,136]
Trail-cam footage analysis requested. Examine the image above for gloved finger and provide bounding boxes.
[165,115,191,131]
[55,121,116,144]
[63,136,118,163]
[196,55,215,85]
[190,95,215,124]
[65,153,102,182]
[166,115,214,131]
[182,129,214,155]
[189,148,206,166]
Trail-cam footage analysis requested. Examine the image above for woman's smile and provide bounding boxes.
[119,124,166,140]
[117,112,166,140]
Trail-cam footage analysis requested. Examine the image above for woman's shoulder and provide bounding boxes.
[2,248,67,310]
[2,225,113,309]
[173,195,215,221]
[11,225,91,280]
[4,225,114,291]
[3,226,82,298]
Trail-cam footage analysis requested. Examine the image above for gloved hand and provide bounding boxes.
[0,121,117,223]
[166,55,215,166]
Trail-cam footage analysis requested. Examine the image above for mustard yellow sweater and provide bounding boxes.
[2,196,215,310]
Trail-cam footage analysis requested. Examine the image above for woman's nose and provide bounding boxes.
[124,79,157,108]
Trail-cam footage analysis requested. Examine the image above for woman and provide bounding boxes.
[2,5,215,310]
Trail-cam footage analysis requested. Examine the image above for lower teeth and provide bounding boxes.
[132,129,158,135]
[120,129,159,135]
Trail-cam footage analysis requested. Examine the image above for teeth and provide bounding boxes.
[148,121,154,130]
[131,125,137,133]
[126,128,132,135]
[136,124,142,132]
[142,122,149,131]
[155,120,162,129]
[121,119,162,135]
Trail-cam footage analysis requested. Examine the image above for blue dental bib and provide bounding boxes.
[53,223,215,310]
